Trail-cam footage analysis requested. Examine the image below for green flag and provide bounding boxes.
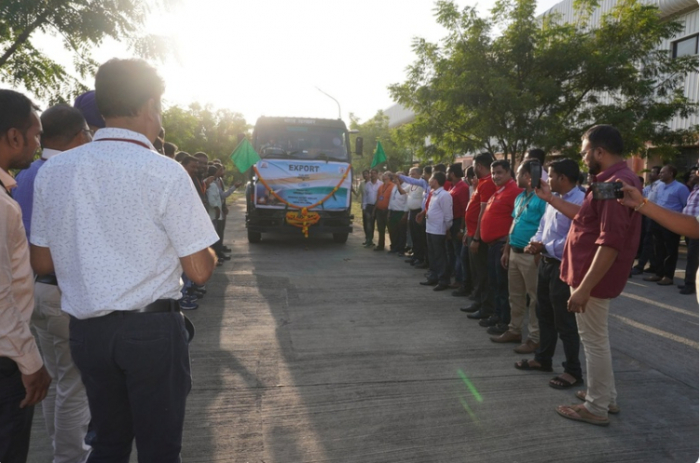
[230,138,261,173]
[370,140,387,168]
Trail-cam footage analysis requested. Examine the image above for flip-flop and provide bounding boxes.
[575,390,620,414]
[514,358,553,372]
[556,404,610,427]
[549,374,583,390]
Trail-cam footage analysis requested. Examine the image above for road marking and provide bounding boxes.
[611,314,699,349]
[620,292,698,318]
[626,281,646,287]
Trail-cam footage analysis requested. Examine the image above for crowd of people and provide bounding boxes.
[0,58,236,462]
[357,127,698,427]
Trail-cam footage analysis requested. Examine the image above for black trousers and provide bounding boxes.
[213,219,225,256]
[635,217,657,271]
[685,239,699,288]
[363,205,376,244]
[70,311,191,463]
[408,209,426,262]
[468,237,492,315]
[426,233,449,285]
[651,221,681,279]
[487,241,509,324]
[534,259,582,378]
[0,358,34,463]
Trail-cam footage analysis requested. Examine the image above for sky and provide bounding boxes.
[34,0,564,126]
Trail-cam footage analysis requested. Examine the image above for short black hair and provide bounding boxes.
[583,125,624,156]
[40,105,87,148]
[448,163,464,178]
[432,171,447,186]
[207,165,219,176]
[651,165,662,173]
[181,155,198,166]
[491,159,510,171]
[466,166,475,179]
[434,163,447,173]
[663,164,678,178]
[0,89,39,137]
[163,142,178,157]
[549,158,580,184]
[362,169,369,175]
[175,151,190,163]
[423,165,433,175]
[474,152,495,169]
[95,58,165,118]
[370,168,378,174]
[525,149,545,164]
[194,151,208,160]
[519,159,536,175]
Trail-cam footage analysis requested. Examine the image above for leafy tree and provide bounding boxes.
[162,103,250,175]
[0,0,178,103]
[389,0,698,164]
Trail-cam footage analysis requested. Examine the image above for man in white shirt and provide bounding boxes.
[388,172,408,253]
[403,167,426,265]
[419,172,453,291]
[14,105,93,463]
[30,58,219,462]
[362,169,381,246]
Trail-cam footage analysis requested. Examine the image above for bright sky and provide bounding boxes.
[34,0,563,126]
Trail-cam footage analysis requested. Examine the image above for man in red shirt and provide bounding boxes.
[536,125,642,427]
[462,153,497,317]
[478,160,522,333]
[446,163,470,292]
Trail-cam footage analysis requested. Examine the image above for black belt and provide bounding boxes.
[511,246,525,254]
[130,299,181,314]
[487,240,506,247]
[36,274,58,285]
[541,256,561,265]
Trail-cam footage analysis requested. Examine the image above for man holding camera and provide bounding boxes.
[535,125,641,427]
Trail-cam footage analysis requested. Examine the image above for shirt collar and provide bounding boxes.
[93,127,156,150]
[433,186,445,194]
[41,148,62,160]
[0,168,16,192]
[561,186,580,200]
[593,161,627,182]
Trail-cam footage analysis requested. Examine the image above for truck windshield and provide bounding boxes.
[256,125,349,162]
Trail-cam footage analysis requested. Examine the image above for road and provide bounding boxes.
[28,196,699,462]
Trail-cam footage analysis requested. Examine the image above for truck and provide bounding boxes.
[245,116,360,244]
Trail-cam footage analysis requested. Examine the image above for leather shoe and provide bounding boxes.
[514,339,539,354]
[657,277,674,286]
[433,283,449,291]
[452,286,471,297]
[466,309,488,319]
[419,280,438,286]
[486,323,508,335]
[643,275,662,282]
[479,315,499,327]
[414,262,429,269]
[490,330,522,343]
[680,286,696,295]
[460,303,480,313]
[630,267,643,275]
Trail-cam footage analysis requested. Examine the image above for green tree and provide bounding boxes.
[389,0,698,164]
[0,0,178,103]
[162,103,250,174]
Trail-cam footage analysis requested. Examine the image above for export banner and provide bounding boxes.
[254,160,351,210]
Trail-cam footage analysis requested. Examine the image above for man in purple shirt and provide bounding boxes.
[535,125,642,427]
[516,159,585,391]
[644,164,690,286]
[13,105,93,462]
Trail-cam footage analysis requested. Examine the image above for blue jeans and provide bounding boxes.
[70,311,191,463]
[487,241,509,324]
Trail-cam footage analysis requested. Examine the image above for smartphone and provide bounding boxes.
[590,181,623,200]
[530,160,541,189]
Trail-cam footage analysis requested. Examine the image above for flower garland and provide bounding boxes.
[252,165,352,237]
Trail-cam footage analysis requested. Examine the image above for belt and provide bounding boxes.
[130,299,181,314]
[541,256,561,265]
[511,247,525,254]
[36,274,58,285]
[487,239,506,247]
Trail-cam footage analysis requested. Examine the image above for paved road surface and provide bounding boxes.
[28,197,699,462]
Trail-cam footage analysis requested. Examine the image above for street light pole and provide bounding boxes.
[315,87,341,120]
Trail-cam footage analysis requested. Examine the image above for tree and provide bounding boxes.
[389,0,698,164]
[0,0,178,103]
[162,103,250,175]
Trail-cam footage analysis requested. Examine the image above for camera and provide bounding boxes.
[590,181,624,200]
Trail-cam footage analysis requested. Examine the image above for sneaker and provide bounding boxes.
[179,296,198,311]
[193,284,207,294]
[190,289,205,299]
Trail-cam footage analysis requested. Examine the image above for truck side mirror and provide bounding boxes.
[355,137,363,156]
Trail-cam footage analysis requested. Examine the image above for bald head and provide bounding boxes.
[41,105,91,151]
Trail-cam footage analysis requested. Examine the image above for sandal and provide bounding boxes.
[549,374,583,390]
[575,390,620,414]
[556,403,610,427]
[514,358,553,372]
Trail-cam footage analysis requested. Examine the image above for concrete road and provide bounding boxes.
[28,197,699,462]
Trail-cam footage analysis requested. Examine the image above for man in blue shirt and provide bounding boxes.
[644,164,690,285]
[515,159,586,390]
[491,160,546,353]
[13,104,93,463]
[632,166,661,275]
